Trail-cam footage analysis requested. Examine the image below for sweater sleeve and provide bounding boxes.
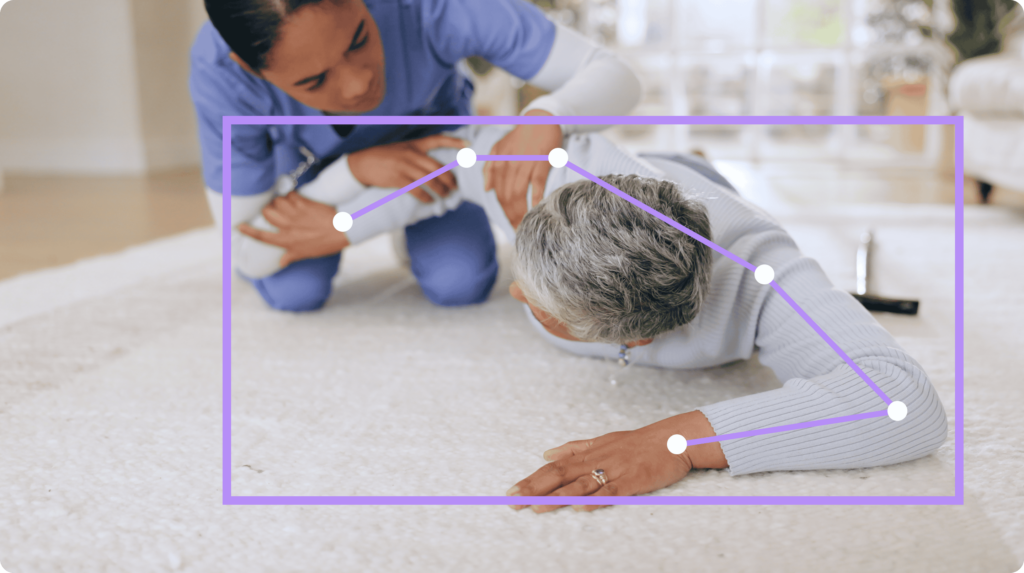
[697,239,948,476]
[520,23,642,135]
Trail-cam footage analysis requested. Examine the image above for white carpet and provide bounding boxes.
[0,203,1021,572]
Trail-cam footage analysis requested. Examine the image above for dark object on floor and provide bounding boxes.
[979,180,993,203]
[948,0,1020,62]
[851,230,919,316]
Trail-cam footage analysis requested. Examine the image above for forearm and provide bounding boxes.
[205,155,370,278]
[337,186,465,246]
[204,183,285,279]
[700,253,948,476]
[698,359,947,475]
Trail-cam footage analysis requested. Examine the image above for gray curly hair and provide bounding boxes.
[513,173,713,344]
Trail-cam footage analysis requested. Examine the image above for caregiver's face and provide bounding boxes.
[261,0,386,113]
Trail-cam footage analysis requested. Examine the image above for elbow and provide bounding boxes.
[915,392,949,457]
[233,233,285,280]
[886,370,949,463]
[584,48,642,114]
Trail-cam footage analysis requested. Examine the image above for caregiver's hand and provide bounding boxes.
[484,109,562,230]
[348,134,468,203]
[506,411,727,513]
[238,191,350,267]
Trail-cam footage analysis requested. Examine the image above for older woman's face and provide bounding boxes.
[509,281,580,342]
[508,282,653,347]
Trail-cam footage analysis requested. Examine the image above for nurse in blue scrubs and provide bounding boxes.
[191,0,642,311]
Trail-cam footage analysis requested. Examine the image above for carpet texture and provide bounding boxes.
[0,203,1021,572]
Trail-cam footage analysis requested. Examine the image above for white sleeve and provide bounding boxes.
[520,23,642,134]
[340,189,464,246]
[295,154,368,205]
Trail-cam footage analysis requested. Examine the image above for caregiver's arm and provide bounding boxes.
[520,23,642,133]
[487,24,644,227]
[191,22,464,279]
[209,134,467,278]
[422,0,641,228]
[190,52,287,279]
[234,158,471,268]
[696,240,949,476]
[190,33,325,279]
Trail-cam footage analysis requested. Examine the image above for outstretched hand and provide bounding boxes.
[484,109,562,229]
[506,411,726,513]
[238,191,350,268]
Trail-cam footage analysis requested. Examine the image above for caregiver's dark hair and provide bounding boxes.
[205,0,330,71]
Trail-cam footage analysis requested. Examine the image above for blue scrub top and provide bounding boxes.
[190,0,555,196]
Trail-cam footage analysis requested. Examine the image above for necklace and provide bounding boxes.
[617,343,631,366]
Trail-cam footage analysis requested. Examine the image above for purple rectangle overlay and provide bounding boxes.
[222,115,963,506]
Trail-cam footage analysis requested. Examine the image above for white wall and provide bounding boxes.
[129,0,207,172]
[0,0,207,175]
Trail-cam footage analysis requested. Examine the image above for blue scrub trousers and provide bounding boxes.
[251,202,498,311]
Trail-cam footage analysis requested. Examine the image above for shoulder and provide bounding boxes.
[189,21,272,114]
[190,21,233,70]
[413,0,553,38]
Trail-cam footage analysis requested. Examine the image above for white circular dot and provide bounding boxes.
[456,147,476,168]
[754,264,775,285]
[887,400,908,421]
[667,434,688,455]
[548,147,568,168]
[333,212,353,233]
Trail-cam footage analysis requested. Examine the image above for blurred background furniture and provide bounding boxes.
[475,0,961,168]
[3,0,1022,280]
[947,3,1024,202]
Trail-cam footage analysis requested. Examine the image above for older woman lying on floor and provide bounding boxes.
[236,125,949,512]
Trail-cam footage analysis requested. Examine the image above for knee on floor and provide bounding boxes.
[253,274,333,312]
[418,258,498,307]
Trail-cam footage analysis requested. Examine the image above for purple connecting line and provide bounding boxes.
[688,410,890,446]
[567,162,755,272]
[477,154,550,161]
[769,283,892,403]
[351,162,458,219]
[345,152,894,437]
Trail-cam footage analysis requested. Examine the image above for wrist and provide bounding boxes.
[522,99,569,136]
[347,149,370,186]
[671,411,727,470]
[522,108,563,136]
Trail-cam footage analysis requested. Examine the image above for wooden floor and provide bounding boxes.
[0,169,211,280]
[0,164,1019,281]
